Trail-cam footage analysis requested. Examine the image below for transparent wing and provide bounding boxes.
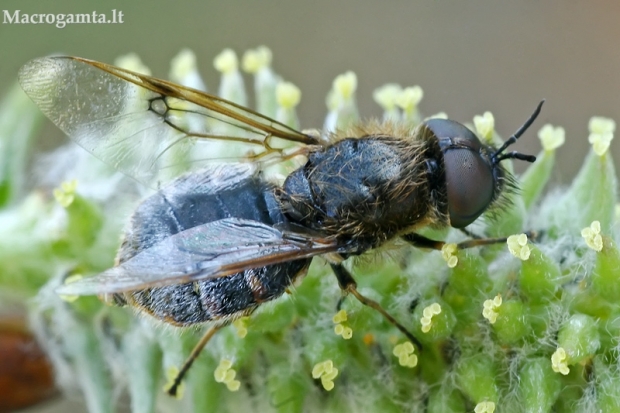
[18,56,319,187]
[55,218,341,296]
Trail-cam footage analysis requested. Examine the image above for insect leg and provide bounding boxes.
[330,263,423,349]
[403,230,539,251]
[166,324,222,397]
[459,228,482,239]
[402,233,446,250]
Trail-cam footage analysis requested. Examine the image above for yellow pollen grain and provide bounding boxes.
[482,294,502,324]
[163,366,185,399]
[242,45,272,73]
[373,83,402,110]
[226,380,241,391]
[333,309,348,324]
[276,81,301,109]
[333,309,353,339]
[589,116,616,135]
[214,359,241,391]
[538,124,565,151]
[395,86,423,111]
[589,132,614,156]
[393,342,418,368]
[474,111,495,142]
[420,303,442,333]
[115,53,151,75]
[588,117,615,156]
[170,48,197,79]
[214,48,238,74]
[233,317,249,338]
[312,360,339,390]
[425,112,448,120]
[333,71,357,100]
[581,221,603,252]
[507,234,531,260]
[53,179,78,208]
[551,347,570,375]
[474,401,496,413]
[441,243,458,268]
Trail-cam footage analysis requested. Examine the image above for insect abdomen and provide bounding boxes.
[118,173,310,326]
[127,261,309,325]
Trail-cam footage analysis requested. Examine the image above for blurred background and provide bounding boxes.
[1,0,619,181]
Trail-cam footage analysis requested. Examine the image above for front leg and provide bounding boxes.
[402,233,446,250]
[403,231,539,251]
[330,263,422,349]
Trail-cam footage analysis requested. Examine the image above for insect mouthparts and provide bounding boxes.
[491,99,545,166]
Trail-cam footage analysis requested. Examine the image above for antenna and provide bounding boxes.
[492,100,545,165]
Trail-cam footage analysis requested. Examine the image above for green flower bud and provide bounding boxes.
[373,83,402,122]
[413,299,456,341]
[455,352,499,404]
[267,362,308,413]
[324,71,359,132]
[519,357,561,413]
[63,192,103,253]
[0,82,44,206]
[214,48,247,106]
[188,354,223,411]
[591,235,620,302]
[443,250,492,326]
[122,323,162,413]
[490,298,528,344]
[169,48,207,92]
[557,314,600,365]
[520,124,565,209]
[427,386,466,413]
[518,243,561,303]
[63,314,114,413]
[595,356,620,411]
[547,138,617,234]
[276,81,302,130]
[396,86,423,125]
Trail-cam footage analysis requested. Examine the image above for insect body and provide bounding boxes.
[18,56,542,394]
[115,165,312,326]
[116,125,452,325]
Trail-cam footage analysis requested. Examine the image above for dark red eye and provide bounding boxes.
[424,119,495,228]
[442,147,494,228]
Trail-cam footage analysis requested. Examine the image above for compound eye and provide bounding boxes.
[444,148,494,228]
[425,119,482,150]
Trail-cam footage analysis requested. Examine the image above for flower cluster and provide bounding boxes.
[1,46,619,412]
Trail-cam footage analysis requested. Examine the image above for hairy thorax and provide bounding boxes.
[281,134,446,249]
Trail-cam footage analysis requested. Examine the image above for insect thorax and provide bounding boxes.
[281,135,448,247]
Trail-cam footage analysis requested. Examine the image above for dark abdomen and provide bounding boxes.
[118,173,310,326]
